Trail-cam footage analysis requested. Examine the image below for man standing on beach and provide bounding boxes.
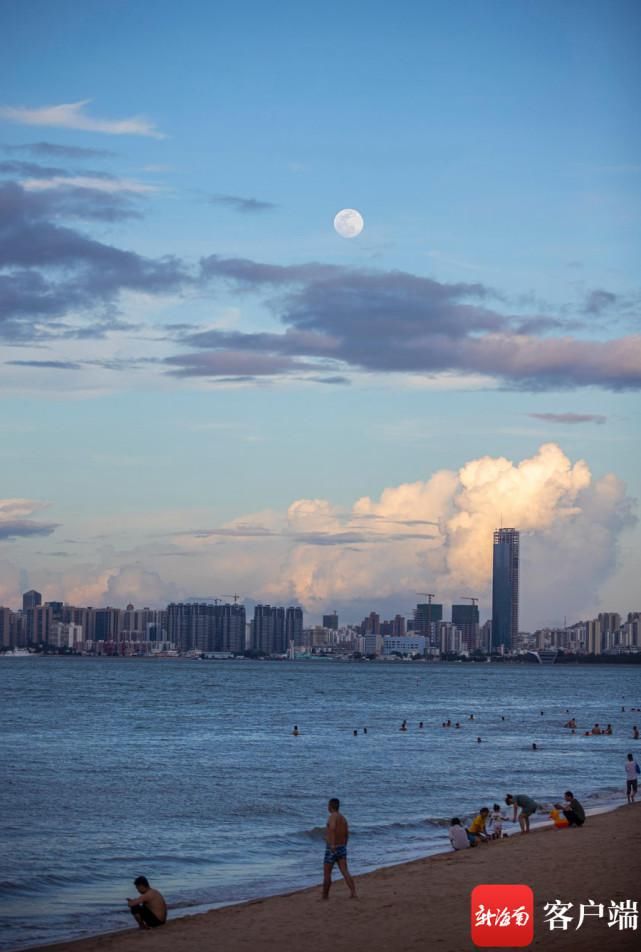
[505,794,539,833]
[127,876,167,929]
[322,798,357,900]
[625,753,639,803]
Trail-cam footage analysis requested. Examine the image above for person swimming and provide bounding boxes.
[292,725,300,736]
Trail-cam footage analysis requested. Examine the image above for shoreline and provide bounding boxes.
[17,801,641,952]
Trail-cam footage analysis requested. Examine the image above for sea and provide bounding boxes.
[1,657,640,951]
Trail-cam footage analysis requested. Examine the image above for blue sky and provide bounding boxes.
[0,0,639,626]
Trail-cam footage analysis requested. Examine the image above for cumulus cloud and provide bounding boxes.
[529,412,607,425]
[0,100,165,138]
[169,444,635,628]
[0,498,59,540]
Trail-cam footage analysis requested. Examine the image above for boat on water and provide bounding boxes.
[0,648,36,658]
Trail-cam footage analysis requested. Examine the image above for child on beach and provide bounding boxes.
[488,803,507,839]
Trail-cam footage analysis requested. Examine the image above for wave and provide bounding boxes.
[295,815,450,842]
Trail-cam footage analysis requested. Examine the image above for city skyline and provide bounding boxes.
[1,2,639,631]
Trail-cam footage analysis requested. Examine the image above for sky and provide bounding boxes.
[0,0,639,629]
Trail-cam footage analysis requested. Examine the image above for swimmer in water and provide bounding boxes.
[292,725,300,736]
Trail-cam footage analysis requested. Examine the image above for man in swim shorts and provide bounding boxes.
[127,876,167,929]
[322,798,357,899]
[505,793,539,833]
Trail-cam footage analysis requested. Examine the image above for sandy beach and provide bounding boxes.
[23,802,641,952]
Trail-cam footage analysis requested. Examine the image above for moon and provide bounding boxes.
[334,208,364,238]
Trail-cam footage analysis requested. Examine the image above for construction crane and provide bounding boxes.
[221,594,242,604]
[459,596,479,607]
[416,592,436,604]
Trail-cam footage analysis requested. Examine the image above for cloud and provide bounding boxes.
[6,360,82,370]
[190,255,641,390]
[585,289,618,314]
[4,141,116,159]
[0,182,187,337]
[0,100,165,139]
[22,175,160,194]
[0,498,59,540]
[165,351,316,377]
[208,194,277,213]
[165,444,635,628]
[528,413,607,425]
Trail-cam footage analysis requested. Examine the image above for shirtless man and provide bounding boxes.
[127,876,167,929]
[322,798,357,899]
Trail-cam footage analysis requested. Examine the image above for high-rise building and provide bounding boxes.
[451,603,480,650]
[22,590,42,611]
[491,528,520,652]
[285,607,303,647]
[414,602,443,643]
[252,605,286,654]
[322,612,339,630]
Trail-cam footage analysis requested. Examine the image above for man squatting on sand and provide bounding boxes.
[323,798,357,899]
[127,876,167,929]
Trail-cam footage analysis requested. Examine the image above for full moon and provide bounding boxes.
[334,208,364,238]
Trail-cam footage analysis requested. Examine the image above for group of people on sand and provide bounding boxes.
[449,790,586,849]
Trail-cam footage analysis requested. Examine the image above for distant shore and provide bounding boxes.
[23,802,641,952]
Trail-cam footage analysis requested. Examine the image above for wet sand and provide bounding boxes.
[24,802,641,952]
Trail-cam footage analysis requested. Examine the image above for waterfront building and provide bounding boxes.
[491,528,520,652]
[285,606,304,648]
[451,603,479,650]
[252,605,286,654]
[0,607,11,647]
[322,612,338,630]
[414,602,443,643]
[22,590,42,611]
[383,635,427,657]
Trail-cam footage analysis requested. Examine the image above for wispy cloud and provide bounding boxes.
[208,193,277,213]
[0,100,165,139]
[22,175,161,194]
[3,141,116,159]
[528,412,607,425]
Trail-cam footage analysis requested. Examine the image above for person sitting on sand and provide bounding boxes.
[322,798,357,899]
[448,817,470,850]
[560,790,585,827]
[505,793,539,834]
[127,876,167,930]
[467,807,490,845]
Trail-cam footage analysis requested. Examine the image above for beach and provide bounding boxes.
[24,803,641,952]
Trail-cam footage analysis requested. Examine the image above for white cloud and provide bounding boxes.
[22,175,161,193]
[9,445,637,627]
[0,100,165,139]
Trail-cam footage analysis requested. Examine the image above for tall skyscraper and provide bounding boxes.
[491,528,520,652]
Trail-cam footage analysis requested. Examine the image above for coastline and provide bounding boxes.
[20,802,641,952]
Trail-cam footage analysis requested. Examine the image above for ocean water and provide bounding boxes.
[1,657,640,950]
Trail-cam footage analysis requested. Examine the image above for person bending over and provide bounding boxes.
[127,876,167,929]
[505,793,539,834]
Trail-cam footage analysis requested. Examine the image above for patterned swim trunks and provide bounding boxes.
[324,844,347,866]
